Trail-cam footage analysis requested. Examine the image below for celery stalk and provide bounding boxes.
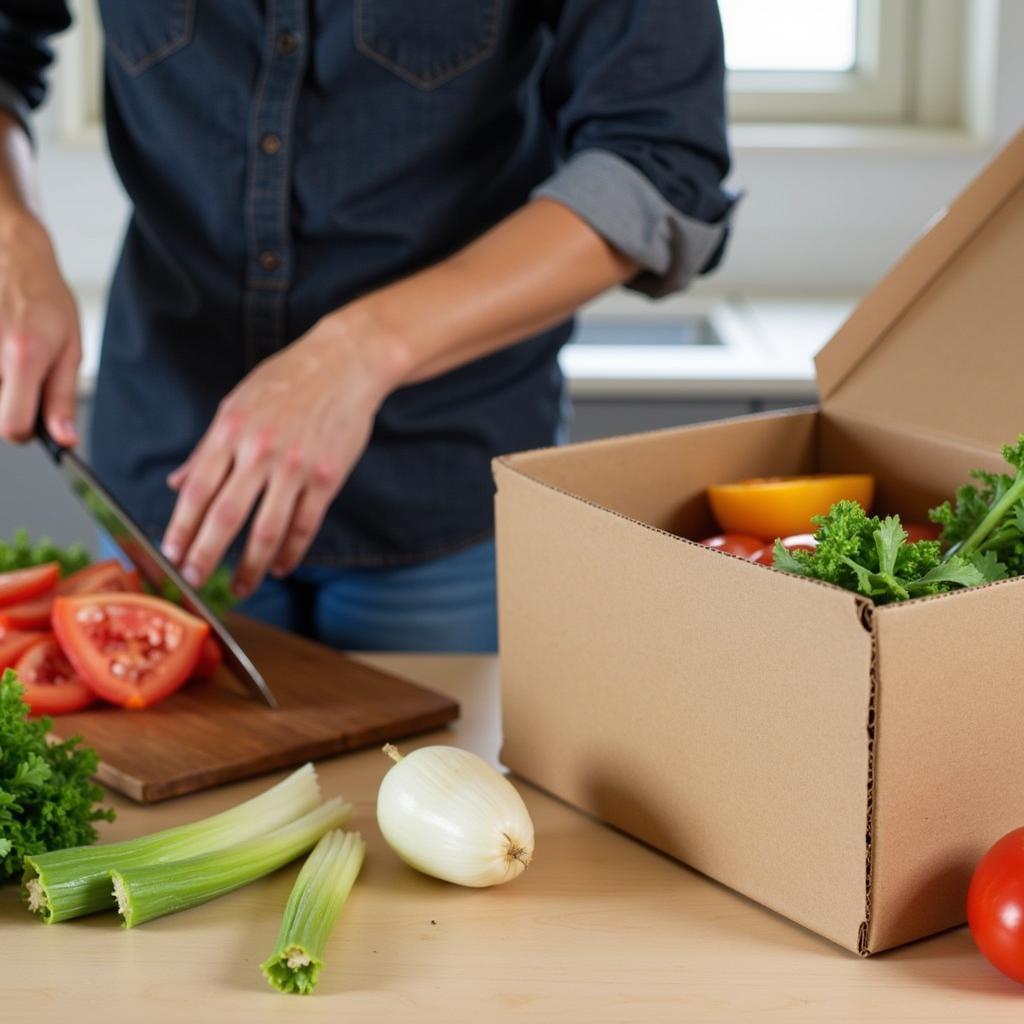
[112,797,352,928]
[261,829,366,995]
[23,763,321,923]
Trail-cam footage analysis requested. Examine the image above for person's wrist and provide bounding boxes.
[329,291,419,394]
[0,201,43,245]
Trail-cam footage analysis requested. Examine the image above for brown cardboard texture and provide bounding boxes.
[494,129,1024,955]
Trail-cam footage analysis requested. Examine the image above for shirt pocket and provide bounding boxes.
[354,0,503,90]
[99,0,196,76]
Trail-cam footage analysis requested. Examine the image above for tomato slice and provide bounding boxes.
[0,563,59,609]
[0,596,55,631]
[14,634,97,715]
[57,560,143,596]
[0,630,47,672]
[193,635,223,679]
[52,594,209,710]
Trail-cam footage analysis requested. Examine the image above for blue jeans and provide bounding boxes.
[236,540,498,654]
[100,534,498,654]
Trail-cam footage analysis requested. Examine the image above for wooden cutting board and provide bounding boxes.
[48,615,459,803]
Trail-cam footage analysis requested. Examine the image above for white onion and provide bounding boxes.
[376,744,535,888]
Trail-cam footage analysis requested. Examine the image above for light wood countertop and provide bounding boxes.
[2,653,1021,1022]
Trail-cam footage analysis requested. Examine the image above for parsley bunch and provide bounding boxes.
[0,529,90,578]
[0,671,114,882]
[773,500,1002,604]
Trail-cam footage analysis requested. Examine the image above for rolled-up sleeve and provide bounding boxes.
[533,0,736,297]
[0,1,72,140]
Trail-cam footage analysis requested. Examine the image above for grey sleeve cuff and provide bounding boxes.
[0,78,35,145]
[531,148,729,298]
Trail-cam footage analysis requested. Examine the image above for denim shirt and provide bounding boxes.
[0,0,734,567]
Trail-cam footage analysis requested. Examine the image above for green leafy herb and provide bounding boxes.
[773,500,999,604]
[0,670,114,882]
[149,564,237,620]
[0,529,91,578]
[930,435,1024,574]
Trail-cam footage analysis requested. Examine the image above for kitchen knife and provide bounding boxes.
[35,421,279,709]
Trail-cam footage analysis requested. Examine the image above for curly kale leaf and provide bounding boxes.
[0,670,114,882]
[774,500,998,604]
[929,435,1024,575]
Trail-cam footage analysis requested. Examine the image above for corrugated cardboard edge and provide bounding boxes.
[857,600,878,957]
[494,453,878,954]
[815,128,1024,403]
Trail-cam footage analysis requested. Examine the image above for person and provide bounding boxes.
[0,2,734,653]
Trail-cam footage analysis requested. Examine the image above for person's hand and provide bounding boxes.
[161,307,400,598]
[0,209,81,445]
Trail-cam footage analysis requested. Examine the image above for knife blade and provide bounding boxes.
[36,421,279,709]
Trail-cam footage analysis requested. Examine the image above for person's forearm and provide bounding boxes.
[0,110,40,221]
[347,198,639,389]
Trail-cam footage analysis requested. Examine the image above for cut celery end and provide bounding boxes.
[261,829,367,995]
[113,797,353,928]
[22,763,321,923]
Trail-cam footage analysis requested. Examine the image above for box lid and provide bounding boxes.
[815,128,1024,452]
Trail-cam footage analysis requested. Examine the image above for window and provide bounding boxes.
[721,0,967,126]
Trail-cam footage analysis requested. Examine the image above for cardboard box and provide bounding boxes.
[494,129,1024,955]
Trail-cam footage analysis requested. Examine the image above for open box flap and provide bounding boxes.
[815,128,1024,452]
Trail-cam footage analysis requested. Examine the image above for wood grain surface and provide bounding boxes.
[46,616,459,802]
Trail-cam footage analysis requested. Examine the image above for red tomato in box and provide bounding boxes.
[903,522,941,543]
[14,635,96,715]
[697,534,765,559]
[751,534,818,566]
[52,593,209,710]
[968,827,1024,984]
[0,563,59,608]
[57,559,142,596]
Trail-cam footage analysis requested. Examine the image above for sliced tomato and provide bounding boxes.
[52,593,209,710]
[707,475,875,540]
[0,630,47,672]
[57,559,142,596]
[14,634,97,715]
[0,563,59,609]
[0,596,55,631]
[193,635,223,679]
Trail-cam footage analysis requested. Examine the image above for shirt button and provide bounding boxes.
[260,133,282,156]
[276,31,299,55]
[258,250,281,272]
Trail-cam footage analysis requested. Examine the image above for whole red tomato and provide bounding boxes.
[697,534,765,559]
[903,521,942,543]
[751,534,818,566]
[968,826,1024,983]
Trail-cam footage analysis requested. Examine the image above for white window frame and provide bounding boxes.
[52,0,103,147]
[728,0,965,127]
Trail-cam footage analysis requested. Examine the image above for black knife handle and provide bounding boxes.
[35,413,65,463]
